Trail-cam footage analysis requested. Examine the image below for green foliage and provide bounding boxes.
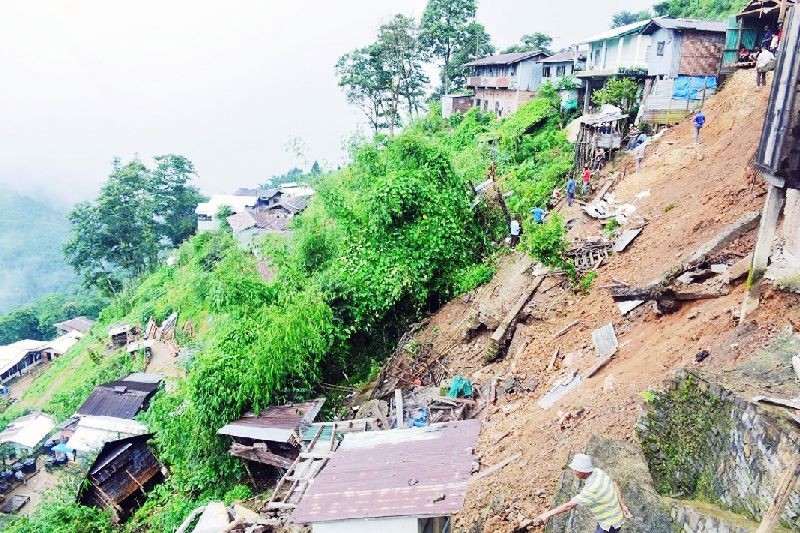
[502,32,553,55]
[638,376,731,498]
[497,96,557,151]
[63,155,203,295]
[658,0,747,19]
[591,77,640,112]
[420,0,494,94]
[451,262,496,295]
[216,205,234,231]
[0,192,75,314]
[556,75,581,91]
[603,216,620,237]
[663,202,676,212]
[0,287,108,344]
[578,271,597,295]
[611,10,651,28]
[522,215,570,270]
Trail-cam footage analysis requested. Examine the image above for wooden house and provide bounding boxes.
[464,51,549,116]
[77,434,165,522]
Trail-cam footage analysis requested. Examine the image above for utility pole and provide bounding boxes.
[742,4,800,316]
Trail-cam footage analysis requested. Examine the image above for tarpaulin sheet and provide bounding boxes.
[673,76,718,100]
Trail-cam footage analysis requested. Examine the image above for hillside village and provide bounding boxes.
[0,0,799,532]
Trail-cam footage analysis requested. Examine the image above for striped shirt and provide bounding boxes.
[570,468,625,531]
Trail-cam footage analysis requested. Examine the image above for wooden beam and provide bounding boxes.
[471,452,522,482]
[395,389,404,428]
[756,453,800,533]
[229,443,294,469]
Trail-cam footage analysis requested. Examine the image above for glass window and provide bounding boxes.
[657,41,666,56]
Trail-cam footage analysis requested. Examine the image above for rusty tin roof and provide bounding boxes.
[218,399,325,442]
[291,419,481,524]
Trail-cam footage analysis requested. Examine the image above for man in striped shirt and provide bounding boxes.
[533,454,632,533]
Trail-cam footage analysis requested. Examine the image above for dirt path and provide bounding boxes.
[143,340,184,380]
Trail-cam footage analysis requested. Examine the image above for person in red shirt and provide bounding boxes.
[581,165,591,195]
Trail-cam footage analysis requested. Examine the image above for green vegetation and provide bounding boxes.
[0,287,108,344]
[591,77,640,114]
[655,0,748,19]
[604,216,620,237]
[64,155,204,295]
[0,192,75,314]
[502,32,553,55]
[638,375,731,499]
[611,10,651,28]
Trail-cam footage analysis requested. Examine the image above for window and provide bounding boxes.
[657,41,666,56]
[556,65,566,77]
[510,65,517,76]
[542,66,552,77]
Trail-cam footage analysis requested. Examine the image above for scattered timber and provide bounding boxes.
[552,320,579,339]
[484,276,544,363]
[755,453,800,533]
[471,452,522,482]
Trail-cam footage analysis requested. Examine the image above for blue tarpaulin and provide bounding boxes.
[52,443,73,454]
[673,76,717,100]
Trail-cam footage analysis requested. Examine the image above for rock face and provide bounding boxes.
[638,335,800,530]
[668,499,762,533]
[545,437,674,533]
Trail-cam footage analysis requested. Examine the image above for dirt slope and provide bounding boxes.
[403,70,800,532]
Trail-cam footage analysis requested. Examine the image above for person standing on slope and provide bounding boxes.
[530,205,546,224]
[581,165,591,195]
[534,454,632,533]
[566,176,577,207]
[693,110,706,144]
[634,140,646,173]
[756,47,776,87]
[509,216,521,248]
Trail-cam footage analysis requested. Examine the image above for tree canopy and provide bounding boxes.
[420,0,494,96]
[63,155,203,295]
[502,32,554,55]
[653,0,747,19]
[611,10,651,28]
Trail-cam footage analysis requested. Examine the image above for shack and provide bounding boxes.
[290,420,482,533]
[109,324,135,347]
[76,378,162,419]
[218,399,324,475]
[54,316,95,336]
[66,415,149,454]
[0,412,55,458]
[723,0,796,69]
[0,340,48,382]
[572,105,628,173]
[77,434,165,522]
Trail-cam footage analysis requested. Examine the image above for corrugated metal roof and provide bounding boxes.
[0,412,55,448]
[291,420,482,524]
[218,399,325,442]
[0,340,49,375]
[227,211,258,233]
[54,316,95,333]
[642,17,727,34]
[44,331,82,355]
[579,19,650,44]
[541,51,579,63]
[76,380,160,419]
[464,51,547,67]
[66,415,148,453]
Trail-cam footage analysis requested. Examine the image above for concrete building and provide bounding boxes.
[641,18,727,78]
[464,51,548,116]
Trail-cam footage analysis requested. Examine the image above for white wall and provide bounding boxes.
[314,516,421,533]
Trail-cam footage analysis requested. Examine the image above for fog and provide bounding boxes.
[0,0,653,206]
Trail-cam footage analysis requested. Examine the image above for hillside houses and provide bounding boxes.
[464,51,549,116]
[0,332,83,384]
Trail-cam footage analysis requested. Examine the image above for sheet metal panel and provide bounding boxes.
[291,420,481,524]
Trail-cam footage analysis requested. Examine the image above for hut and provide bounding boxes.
[572,105,628,173]
[0,412,55,458]
[77,434,165,522]
[722,0,796,70]
[218,399,324,482]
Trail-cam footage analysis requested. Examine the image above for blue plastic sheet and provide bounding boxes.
[673,76,718,100]
[407,407,429,428]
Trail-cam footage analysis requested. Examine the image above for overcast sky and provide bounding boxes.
[0,0,654,206]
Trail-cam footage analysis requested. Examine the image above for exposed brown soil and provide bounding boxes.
[397,70,800,532]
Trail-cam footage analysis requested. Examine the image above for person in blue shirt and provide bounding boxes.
[566,177,577,207]
[693,110,706,144]
[530,206,546,224]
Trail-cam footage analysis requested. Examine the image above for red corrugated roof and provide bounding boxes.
[291,419,481,524]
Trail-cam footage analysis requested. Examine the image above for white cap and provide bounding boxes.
[569,453,594,473]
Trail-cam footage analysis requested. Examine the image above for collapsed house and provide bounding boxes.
[76,434,166,522]
[66,415,149,454]
[218,399,325,474]
[290,420,482,533]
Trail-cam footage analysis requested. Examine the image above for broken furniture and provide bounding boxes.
[566,240,613,273]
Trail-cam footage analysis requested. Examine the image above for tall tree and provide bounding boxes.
[502,32,554,55]
[64,155,202,295]
[610,10,651,28]
[420,0,493,95]
[660,0,747,19]
[336,44,390,133]
[377,14,429,125]
[653,1,671,16]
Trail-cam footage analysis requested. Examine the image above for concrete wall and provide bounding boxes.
[474,88,536,116]
[588,35,650,72]
[541,62,575,84]
[313,516,422,533]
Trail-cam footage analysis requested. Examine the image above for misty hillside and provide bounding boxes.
[0,191,75,313]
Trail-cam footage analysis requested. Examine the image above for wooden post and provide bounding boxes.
[394,389,404,428]
[779,0,789,24]
[756,453,800,532]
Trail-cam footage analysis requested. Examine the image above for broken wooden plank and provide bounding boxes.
[433,395,476,405]
[752,395,800,410]
[614,227,643,253]
[471,452,522,482]
[585,351,617,379]
[611,284,728,303]
[755,453,800,533]
[229,444,294,469]
[726,252,753,282]
[547,345,560,371]
[592,323,618,359]
[485,276,544,363]
[552,320,579,339]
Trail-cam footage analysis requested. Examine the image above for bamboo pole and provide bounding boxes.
[756,453,800,533]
